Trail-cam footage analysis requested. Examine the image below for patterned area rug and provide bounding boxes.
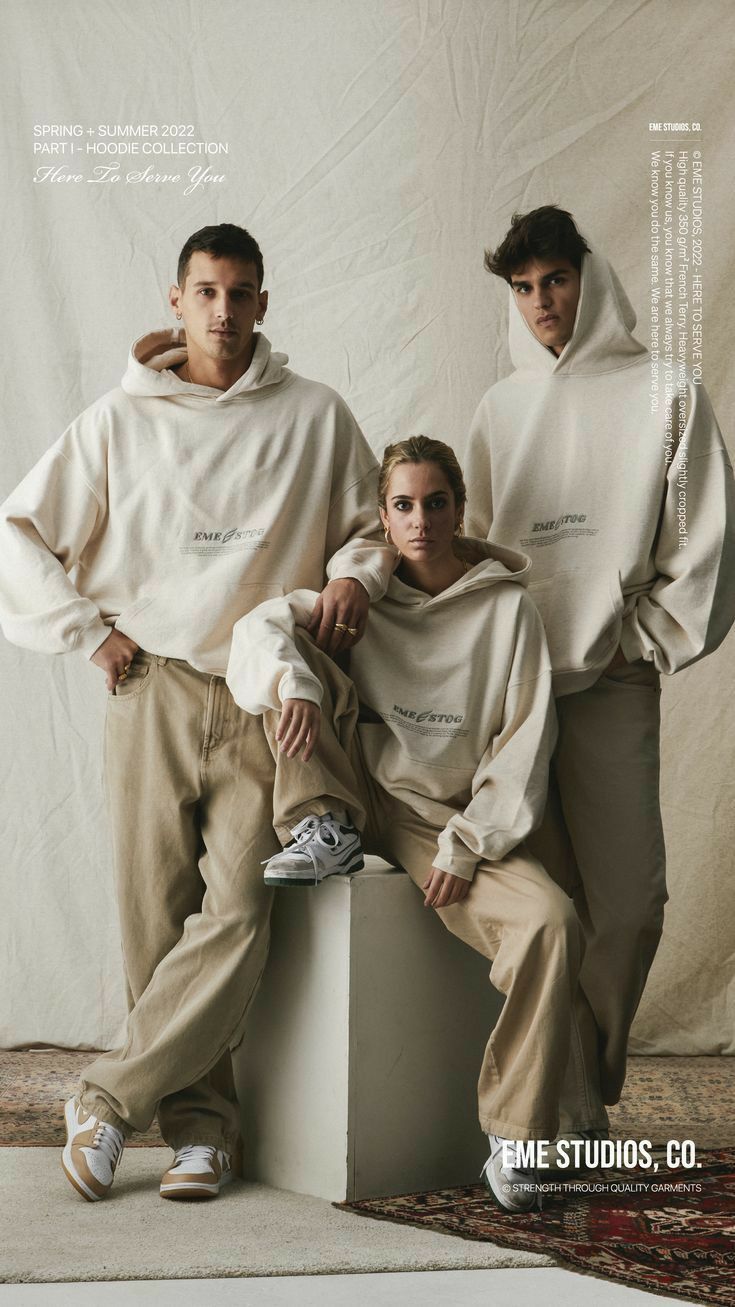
[341,1149,735,1307]
[0,1050,163,1146]
[1,1050,731,1148]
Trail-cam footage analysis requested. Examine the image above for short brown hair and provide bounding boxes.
[484,205,590,283]
[177,223,264,288]
[378,436,466,514]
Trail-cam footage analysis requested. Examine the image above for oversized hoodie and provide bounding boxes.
[465,252,735,694]
[227,539,557,881]
[0,331,393,673]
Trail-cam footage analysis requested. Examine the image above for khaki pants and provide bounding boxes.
[265,639,607,1141]
[79,651,280,1151]
[527,658,667,1109]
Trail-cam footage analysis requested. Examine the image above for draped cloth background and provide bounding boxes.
[1,0,733,1054]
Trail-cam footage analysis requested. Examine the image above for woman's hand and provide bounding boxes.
[276,699,321,762]
[422,866,471,909]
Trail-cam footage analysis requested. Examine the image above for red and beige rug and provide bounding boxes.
[341,1148,735,1307]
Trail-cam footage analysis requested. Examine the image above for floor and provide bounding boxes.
[2,1053,726,1307]
[0,1270,699,1305]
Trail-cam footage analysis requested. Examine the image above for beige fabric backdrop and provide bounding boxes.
[1,0,733,1053]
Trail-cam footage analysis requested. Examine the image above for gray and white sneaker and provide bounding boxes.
[481,1134,542,1213]
[263,811,364,886]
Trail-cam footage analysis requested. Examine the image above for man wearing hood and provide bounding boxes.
[0,223,393,1201]
[464,205,735,1132]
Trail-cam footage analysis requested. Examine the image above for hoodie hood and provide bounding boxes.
[121,329,290,401]
[386,537,531,607]
[508,251,648,378]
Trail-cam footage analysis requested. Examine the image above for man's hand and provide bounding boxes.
[307,578,369,657]
[90,629,140,692]
[422,866,471,909]
[604,645,628,674]
[276,699,321,762]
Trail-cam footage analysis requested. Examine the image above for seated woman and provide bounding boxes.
[226,435,607,1213]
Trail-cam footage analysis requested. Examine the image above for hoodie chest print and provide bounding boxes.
[519,512,599,550]
[179,524,270,556]
[381,702,469,740]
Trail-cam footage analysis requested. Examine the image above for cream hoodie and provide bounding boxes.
[0,331,393,672]
[465,252,735,693]
[227,539,557,881]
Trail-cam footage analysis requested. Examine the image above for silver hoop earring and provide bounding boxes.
[256,317,265,325]
[175,312,182,321]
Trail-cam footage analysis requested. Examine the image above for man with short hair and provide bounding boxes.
[0,223,393,1201]
[465,205,735,1134]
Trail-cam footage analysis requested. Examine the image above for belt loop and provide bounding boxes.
[156,655,168,666]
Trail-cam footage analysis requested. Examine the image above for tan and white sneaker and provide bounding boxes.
[61,1096,125,1201]
[159,1145,233,1200]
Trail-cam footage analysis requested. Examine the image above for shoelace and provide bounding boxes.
[290,817,341,884]
[92,1121,124,1171]
[173,1144,217,1168]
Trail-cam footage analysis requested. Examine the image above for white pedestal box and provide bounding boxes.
[233,857,503,1202]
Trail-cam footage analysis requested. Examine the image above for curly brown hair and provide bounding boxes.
[484,205,590,283]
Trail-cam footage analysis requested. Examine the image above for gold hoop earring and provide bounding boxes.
[384,526,393,546]
[454,521,464,537]
[176,312,182,320]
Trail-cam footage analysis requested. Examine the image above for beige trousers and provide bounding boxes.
[79,651,280,1151]
[265,639,608,1141]
[527,657,667,1109]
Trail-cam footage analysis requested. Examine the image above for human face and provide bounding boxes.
[509,257,580,356]
[380,461,462,568]
[169,251,268,374]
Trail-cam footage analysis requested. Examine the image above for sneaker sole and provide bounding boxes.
[265,855,364,887]
[481,1164,542,1214]
[160,1170,233,1201]
[61,1151,102,1202]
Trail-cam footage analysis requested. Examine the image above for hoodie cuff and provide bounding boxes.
[326,564,383,602]
[433,834,478,882]
[618,616,647,665]
[278,672,323,708]
[76,618,113,661]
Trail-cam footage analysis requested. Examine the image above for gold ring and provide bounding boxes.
[117,670,128,682]
[347,626,358,636]
[334,622,348,631]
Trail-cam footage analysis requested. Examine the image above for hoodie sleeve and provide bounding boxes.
[433,596,557,880]
[0,419,111,659]
[226,590,323,714]
[463,395,495,539]
[619,383,735,673]
[322,400,396,601]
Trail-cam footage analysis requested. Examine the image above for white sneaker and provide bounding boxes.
[263,811,364,886]
[481,1134,542,1213]
[160,1145,233,1199]
[61,1096,125,1202]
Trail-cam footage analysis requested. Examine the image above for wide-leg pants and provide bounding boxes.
[79,651,280,1151]
[527,657,667,1111]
